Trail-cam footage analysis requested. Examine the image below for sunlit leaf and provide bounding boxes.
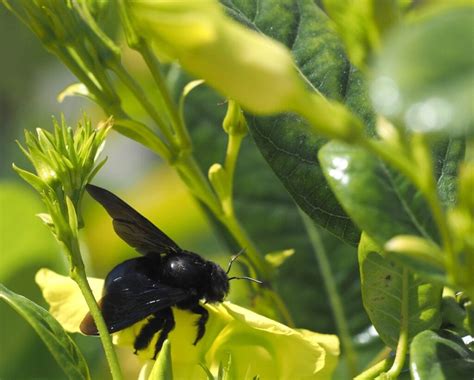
[358,233,442,348]
[410,330,474,379]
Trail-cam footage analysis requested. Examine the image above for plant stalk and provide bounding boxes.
[354,358,392,380]
[301,212,358,378]
[138,42,191,151]
[69,242,123,380]
[385,268,409,379]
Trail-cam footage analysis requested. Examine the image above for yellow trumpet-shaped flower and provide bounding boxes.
[36,268,339,379]
[129,0,307,115]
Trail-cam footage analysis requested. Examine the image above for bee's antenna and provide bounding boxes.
[228,276,263,284]
[225,248,246,274]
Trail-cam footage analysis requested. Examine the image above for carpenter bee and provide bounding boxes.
[80,184,260,359]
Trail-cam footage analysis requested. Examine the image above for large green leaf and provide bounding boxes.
[221,0,377,246]
[358,234,442,348]
[319,138,463,283]
[410,330,474,380]
[371,5,474,137]
[0,283,90,380]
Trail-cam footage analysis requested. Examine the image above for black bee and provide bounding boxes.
[80,184,259,359]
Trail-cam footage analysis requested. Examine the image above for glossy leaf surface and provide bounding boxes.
[319,141,439,247]
[410,330,474,380]
[222,0,378,246]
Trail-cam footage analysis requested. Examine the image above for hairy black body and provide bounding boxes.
[80,185,230,359]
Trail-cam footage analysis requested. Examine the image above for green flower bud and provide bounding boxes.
[208,163,231,214]
[223,100,247,136]
[14,115,111,233]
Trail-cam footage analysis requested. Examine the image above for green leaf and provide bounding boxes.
[410,330,474,380]
[371,5,474,136]
[323,0,400,69]
[222,0,377,246]
[0,283,90,380]
[358,233,442,348]
[434,138,465,207]
[148,340,173,380]
[440,296,469,336]
[320,141,440,246]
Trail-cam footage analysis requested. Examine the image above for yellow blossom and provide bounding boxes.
[129,0,307,115]
[36,268,339,379]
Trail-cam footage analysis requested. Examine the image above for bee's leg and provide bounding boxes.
[134,312,166,354]
[190,304,209,345]
[152,308,175,360]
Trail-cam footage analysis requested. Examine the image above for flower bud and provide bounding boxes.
[222,100,247,136]
[130,0,307,114]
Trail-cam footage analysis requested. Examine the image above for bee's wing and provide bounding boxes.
[80,275,189,335]
[86,184,181,256]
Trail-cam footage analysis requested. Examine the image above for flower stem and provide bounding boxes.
[138,42,191,151]
[301,211,358,378]
[109,61,177,148]
[354,358,392,380]
[384,268,409,379]
[69,242,123,380]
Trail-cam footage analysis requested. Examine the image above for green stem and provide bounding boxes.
[54,47,104,101]
[300,212,358,378]
[174,153,221,214]
[224,134,243,204]
[354,359,392,380]
[385,268,409,379]
[138,42,191,151]
[68,244,123,380]
[109,62,177,149]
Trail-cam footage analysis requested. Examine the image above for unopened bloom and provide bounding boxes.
[13,116,111,233]
[128,0,307,115]
[36,268,339,379]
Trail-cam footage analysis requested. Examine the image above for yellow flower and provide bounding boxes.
[36,268,339,379]
[129,0,307,115]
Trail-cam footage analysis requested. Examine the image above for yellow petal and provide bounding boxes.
[205,302,339,379]
[35,268,103,333]
[36,269,339,379]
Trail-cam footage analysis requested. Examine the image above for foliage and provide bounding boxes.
[1,0,473,379]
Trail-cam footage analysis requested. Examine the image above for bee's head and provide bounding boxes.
[204,262,229,303]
